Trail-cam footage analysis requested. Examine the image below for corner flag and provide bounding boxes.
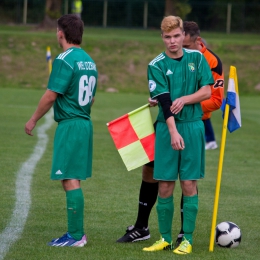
[46,46,52,75]
[107,104,155,171]
[209,66,241,252]
[221,66,241,132]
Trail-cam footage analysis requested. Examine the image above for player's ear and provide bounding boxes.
[57,27,63,37]
[196,36,202,44]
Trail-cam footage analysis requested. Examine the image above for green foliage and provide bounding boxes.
[176,1,192,20]
[0,89,260,259]
[45,9,62,20]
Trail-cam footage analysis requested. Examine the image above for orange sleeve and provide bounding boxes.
[201,47,224,120]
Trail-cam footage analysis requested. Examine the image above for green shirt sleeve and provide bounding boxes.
[47,58,73,94]
[147,63,169,99]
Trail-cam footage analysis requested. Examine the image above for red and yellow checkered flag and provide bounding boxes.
[107,104,155,171]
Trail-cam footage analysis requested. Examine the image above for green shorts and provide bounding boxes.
[153,120,205,181]
[51,118,93,180]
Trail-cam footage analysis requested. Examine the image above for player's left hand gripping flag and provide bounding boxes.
[107,104,155,171]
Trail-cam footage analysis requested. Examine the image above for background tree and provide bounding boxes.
[40,0,62,28]
[164,0,191,19]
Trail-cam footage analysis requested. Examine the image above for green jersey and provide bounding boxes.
[47,47,98,122]
[148,49,214,122]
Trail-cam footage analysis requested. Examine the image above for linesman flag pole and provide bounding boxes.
[46,46,52,74]
[209,66,241,252]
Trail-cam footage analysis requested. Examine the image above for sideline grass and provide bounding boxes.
[0,88,260,259]
[0,25,260,95]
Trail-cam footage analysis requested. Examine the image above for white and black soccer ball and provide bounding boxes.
[215,221,241,248]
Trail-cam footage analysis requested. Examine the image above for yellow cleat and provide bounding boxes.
[143,237,173,252]
[173,238,192,255]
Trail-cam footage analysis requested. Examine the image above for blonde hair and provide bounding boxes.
[161,16,183,33]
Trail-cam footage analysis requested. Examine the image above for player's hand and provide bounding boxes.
[170,131,185,150]
[170,98,185,114]
[148,97,158,107]
[25,119,37,136]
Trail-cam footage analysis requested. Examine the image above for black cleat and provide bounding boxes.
[116,225,150,243]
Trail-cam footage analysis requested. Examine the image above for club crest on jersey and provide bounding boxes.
[149,80,156,92]
[188,63,195,72]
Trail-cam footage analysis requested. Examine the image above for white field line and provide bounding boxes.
[0,110,54,260]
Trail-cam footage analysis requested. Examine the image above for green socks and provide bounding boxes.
[66,188,84,240]
[183,194,198,245]
[156,194,198,245]
[156,195,174,244]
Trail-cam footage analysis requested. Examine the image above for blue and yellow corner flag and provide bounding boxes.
[221,66,241,132]
[46,46,52,74]
[107,104,155,171]
[209,65,241,252]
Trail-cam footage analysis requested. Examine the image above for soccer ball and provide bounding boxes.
[215,221,241,248]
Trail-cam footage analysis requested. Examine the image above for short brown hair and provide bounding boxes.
[161,16,183,33]
[183,21,200,39]
[57,14,84,45]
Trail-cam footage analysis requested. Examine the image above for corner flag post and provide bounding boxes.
[209,99,229,252]
[209,66,238,252]
[46,46,52,75]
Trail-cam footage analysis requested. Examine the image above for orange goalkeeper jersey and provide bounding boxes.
[200,43,224,120]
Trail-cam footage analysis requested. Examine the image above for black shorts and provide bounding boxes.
[145,160,154,168]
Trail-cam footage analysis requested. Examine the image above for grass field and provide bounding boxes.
[0,24,259,259]
[0,87,260,260]
[0,25,260,95]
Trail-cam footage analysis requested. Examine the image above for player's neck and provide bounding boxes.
[62,43,81,52]
[165,48,183,59]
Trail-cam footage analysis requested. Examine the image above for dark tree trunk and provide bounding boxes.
[39,0,62,28]
[165,0,176,16]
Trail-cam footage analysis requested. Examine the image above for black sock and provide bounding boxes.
[180,193,184,235]
[134,180,158,229]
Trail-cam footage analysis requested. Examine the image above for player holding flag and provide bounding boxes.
[141,15,213,255]
[117,21,224,251]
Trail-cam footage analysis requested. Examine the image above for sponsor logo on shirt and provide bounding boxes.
[188,63,195,72]
[149,80,156,92]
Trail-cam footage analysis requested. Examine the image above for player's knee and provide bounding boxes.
[181,180,197,196]
[158,181,174,198]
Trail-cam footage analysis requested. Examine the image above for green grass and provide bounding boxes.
[0,24,259,259]
[0,25,260,95]
[0,88,260,259]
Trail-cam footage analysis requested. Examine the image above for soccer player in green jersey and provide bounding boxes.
[25,14,98,247]
[117,20,223,248]
[142,16,213,255]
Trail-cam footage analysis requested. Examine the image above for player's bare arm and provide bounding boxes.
[170,85,211,114]
[166,116,185,150]
[25,89,58,136]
